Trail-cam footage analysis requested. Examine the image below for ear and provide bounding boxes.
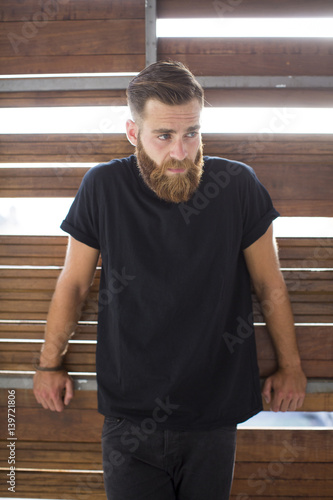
[126,119,139,146]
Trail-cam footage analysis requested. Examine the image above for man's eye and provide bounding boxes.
[158,134,171,140]
[187,131,198,138]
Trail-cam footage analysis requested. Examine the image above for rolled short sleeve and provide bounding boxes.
[241,166,280,250]
[60,168,100,250]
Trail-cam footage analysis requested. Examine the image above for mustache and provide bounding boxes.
[160,157,196,174]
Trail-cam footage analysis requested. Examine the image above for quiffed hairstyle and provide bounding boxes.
[126,60,204,122]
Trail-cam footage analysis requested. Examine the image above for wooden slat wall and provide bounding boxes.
[0,0,145,75]
[1,390,333,499]
[0,267,332,323]
[157,0,333,78]
[159,38,333,77]
[1,1,332,498]
[1,134,333,216]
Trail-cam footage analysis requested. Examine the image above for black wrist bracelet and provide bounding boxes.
[34,363,64,372]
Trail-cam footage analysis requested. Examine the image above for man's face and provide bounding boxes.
[128,99,204,203]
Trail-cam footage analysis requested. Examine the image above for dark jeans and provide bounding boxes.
[102,416,237,500]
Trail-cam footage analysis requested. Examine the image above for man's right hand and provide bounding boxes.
[33,370,74,412]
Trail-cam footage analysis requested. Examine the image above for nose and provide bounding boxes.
[169,139,187,161]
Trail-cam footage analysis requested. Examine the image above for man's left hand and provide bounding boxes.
[262,366,307,412]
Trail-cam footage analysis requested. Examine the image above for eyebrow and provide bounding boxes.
[152,125,201,134]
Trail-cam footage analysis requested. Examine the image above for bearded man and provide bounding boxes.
[33,61,306,500]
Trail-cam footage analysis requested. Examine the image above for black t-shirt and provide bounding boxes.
[61,155,279,430]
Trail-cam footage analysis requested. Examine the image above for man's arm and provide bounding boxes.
[243,224,307,412]
[33,236,100,412]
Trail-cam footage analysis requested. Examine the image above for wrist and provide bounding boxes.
[34,362,64,372]
[278,359,302,371]
[36,354,64,371]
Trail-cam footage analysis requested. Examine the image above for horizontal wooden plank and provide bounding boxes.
[1,133,332,216]
[1,386,333,416]
[1,268,331,290]
[233,462,333,481]
[204,88,333,107]
[1,89,333,108]
[0,269,332,322]
[0,322,96,340]
[273,200,333,217]
[0,301,330,324]
[0,54,145,75]
[0,467,331,499]
[0,20,145,57]
[0,236,332,267]
[1,462,332,497]
[277,238,333,268]
[0,235,69,266]
[231,479,333,497]
[0,324,332,377]
[1,351,331,378]
[0,398,331,459]
[3,385,333,409]
[157,0,333,17]
[158,38,333,76]
[0,471,106,499]
[0,0,145,21]
[0,133,133,162]
[0,89,128,107]
[0,236,332,268]
[2,471,331,500]
[1,160,333,196]
[1,133,331,160]
[0,474,320,499]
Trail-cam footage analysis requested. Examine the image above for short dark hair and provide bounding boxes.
[126,60,204,121]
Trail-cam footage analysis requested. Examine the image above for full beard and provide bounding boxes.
[135,135,204,204]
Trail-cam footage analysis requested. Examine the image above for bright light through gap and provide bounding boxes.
[0,199,332,238]
[0,107,332,134]
[157,18,333,38]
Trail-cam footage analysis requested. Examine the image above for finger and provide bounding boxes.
[282,396,297,412]
[38,395,56,412]
[270,392,284,412]
[262,378,272,404]
[39,398,50,410]
[64,377,74,406]
[287,399,298,412]
[296,395,306,410]
[53,393,65,412]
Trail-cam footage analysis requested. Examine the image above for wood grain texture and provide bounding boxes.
[1,133,332,216]
[1,89,333,108]
[0,54,145,75]
[0,0,145,21]
[1,236,332,267]
[158,38,333,76]
[2,432,331,498]
[1,20,145,57]
[157,0,333,18]
[0,267,332,321]
[0,90,128,107]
